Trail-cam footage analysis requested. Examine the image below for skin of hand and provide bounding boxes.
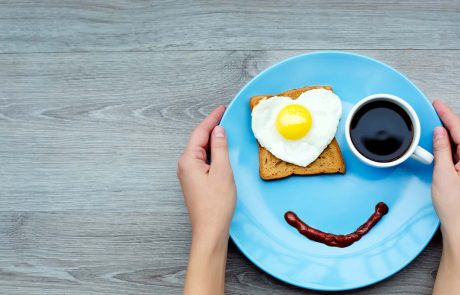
[431,100,460,295]
[178,105,236,295]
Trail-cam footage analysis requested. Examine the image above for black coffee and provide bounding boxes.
[350,100,414,162]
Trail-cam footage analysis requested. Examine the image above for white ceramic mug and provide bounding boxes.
[345,94,434,167]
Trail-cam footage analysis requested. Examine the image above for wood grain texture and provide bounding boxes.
[0,50,459,212]
[1,0,459,293]
[0,0,459,53]
[0,212,443,295]
[0,49,458,294]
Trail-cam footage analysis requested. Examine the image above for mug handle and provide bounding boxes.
[410,146,434,165]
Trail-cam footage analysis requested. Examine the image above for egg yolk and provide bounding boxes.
[275,104,312,140]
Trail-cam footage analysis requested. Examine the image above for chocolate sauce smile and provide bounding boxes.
[284,202,389,247]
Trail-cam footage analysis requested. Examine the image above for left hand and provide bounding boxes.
[178,105,236,244]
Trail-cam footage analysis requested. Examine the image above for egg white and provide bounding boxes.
[251,88,342,167]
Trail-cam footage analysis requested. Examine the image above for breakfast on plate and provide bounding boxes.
[250,85,389,247]
[250,86,345,180]
[285,202,389,247]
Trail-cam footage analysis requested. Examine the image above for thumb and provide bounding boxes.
[210,126,231,174]
[433,126,455,173]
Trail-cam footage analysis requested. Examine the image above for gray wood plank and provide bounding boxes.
[1,50,459,212]
[1,1,458,294]
[0,211,190,295]
[0,211,442,294]
[0,0,459,53]
[0,49,458,294]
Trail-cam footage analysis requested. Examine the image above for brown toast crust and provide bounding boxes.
[250,85,345,180]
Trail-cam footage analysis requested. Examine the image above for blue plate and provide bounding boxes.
[220,51,441,291]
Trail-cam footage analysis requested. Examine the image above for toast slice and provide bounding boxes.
[250,86,345,180]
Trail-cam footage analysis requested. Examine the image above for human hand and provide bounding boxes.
[178,105,235,295]
[178,105,236,245]
[432,99,460,295]
[432,100,460,247]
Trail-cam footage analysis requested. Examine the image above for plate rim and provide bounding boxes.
[221,50,440,291]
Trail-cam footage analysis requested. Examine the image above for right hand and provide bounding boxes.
[432,100,460,247]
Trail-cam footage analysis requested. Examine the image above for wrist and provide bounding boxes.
[442,230,460,266]
[185,227,229,295]
[192,220,230,249]
[192,229,229,254]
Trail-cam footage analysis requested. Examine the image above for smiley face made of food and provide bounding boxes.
[250,86,388,247]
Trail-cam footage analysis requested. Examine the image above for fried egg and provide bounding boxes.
[251,88,342,167]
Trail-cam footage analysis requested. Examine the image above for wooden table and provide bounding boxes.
[0,1,458,294]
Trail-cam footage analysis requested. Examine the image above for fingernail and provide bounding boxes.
[214,126,225,138]
[434,127,445,140]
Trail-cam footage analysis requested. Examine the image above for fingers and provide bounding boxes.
[187,105,226,151]
[178,148,209,175]
[433,127,455,174]
[433,100,460,145]
[209,126,231,174]
[178,106,226,177]
[433,100,460,171]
